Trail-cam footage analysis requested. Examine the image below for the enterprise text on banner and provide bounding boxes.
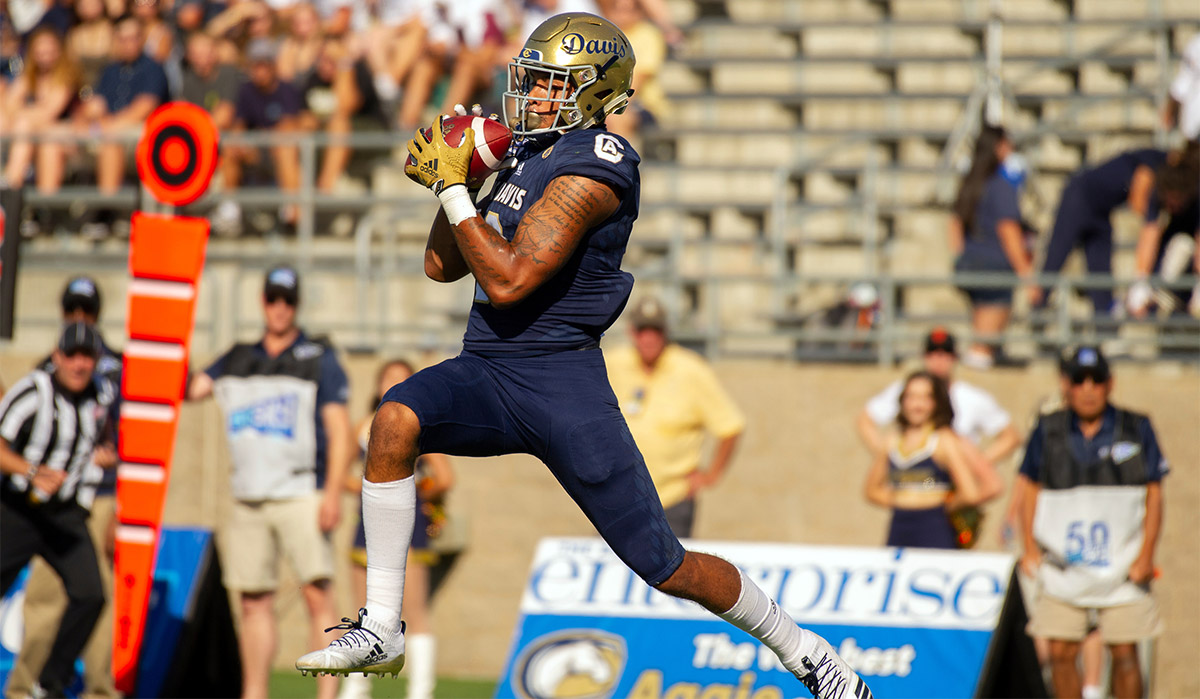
[497,537,1017,699]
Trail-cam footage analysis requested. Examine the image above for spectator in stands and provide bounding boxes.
[1019,346,1166,699]
[949,124,1035,370]
[297,37,389,193]
[0,322,115,699]
[180,30,241,232]
[66,0,114,89]
[312,0,353,39]
[605,296,745,538]
[8,0,73,40]
[186,266,353,699]
[862,371,988,549]
[358,0,426,106]
[514,0,599,46]
[857,327,1021,469]
[1164,34,1200,143]
[396,0,507,132]
[179,31,239,130]
[600,0,669,146]
[277,2,323,84]
[72,13,170,238]
[7,277,122,699]
[343,359,455,699]
[1,27,81,200]
[1035,148,1168,317]
[207,1,277,66]
[1,18,19,98]
[225,37,305,231]
[172,0,213,40]
[132,0,174,64]
[1127,143,1200,319]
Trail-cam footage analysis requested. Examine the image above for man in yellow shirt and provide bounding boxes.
[606,297,746,538]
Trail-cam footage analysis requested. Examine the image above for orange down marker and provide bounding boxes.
[114,103,215,694]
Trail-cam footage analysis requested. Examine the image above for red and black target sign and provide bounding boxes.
[136,102,219,206]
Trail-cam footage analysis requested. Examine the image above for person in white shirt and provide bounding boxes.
[858,328,1022,465]
[1164,35,1200,142]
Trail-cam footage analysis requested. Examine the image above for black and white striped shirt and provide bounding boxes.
[0,368,115,508]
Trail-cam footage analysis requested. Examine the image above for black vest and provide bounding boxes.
[1037,407,1148,490]
[221,336,330,382]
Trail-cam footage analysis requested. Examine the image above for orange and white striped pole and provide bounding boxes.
[114,102,217,694]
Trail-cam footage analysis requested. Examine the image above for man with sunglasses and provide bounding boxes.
[188,266,353,699]
[1017,346,1167,699]
[1,322,116,698]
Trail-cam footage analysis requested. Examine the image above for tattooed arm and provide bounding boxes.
[443,175,619,309]
[425,210,471,282]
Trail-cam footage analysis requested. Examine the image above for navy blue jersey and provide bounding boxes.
[1079,148,1168,219]
[963,172,1021,267]
[464,128,641,355]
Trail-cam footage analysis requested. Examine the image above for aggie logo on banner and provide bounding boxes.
[512,630,625,699]
[498,538,1017,699]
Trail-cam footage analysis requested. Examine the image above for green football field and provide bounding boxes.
[270,671,497,698]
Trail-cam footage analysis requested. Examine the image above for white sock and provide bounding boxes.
[362,476,415,633]
[718,569,817,672]
[1081,685,1103,699]
[406,633,436,699]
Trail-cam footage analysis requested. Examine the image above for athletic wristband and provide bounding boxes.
[437,185,477,226]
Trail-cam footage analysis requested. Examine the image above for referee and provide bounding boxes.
[0,322,116,698]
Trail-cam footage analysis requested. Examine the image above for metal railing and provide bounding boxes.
[10,226,1198,364]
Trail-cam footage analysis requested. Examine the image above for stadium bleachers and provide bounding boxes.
[628,0,1199,357]
[7,0,1199,361]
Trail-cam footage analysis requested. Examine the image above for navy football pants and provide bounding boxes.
[381,348,686,586]
[1042,176,1115,313]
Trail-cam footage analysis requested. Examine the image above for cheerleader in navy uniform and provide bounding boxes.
[863,371,988,548]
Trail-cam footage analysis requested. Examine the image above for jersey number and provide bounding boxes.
[1065,520,1110,567]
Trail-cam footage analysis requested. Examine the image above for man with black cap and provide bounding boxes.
[225,37,306,230]
[188,265,352,699]
[0,322,116,698]
[857,327,1021,469]
[8,277,124,699]
[1018,346,1167,699]
[605,296,745,538]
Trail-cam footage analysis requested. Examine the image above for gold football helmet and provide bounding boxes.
[503,12,636,136]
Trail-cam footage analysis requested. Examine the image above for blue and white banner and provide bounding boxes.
[497,538,1017,699]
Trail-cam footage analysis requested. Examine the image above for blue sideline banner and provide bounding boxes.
[0,528,217,697]
[497,538,1016,699]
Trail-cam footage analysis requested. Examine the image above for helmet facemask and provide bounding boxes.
[505,59,597,136]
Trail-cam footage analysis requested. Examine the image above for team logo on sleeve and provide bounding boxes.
[514,630,625,699]
[593,134,624,164]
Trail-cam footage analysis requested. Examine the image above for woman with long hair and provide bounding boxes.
[863,371,985,549]
[1,27,81,193]
[949,125,1036,369]
[343,360,454,699]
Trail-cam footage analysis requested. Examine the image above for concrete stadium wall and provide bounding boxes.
[0,351,1195,695]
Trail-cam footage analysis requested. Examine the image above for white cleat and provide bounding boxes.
[793,635,873,699]
[296,608,406,677]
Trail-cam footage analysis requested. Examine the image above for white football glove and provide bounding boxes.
[1126,278,1153,318]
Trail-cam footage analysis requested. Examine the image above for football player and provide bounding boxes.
[297,13,871,698]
